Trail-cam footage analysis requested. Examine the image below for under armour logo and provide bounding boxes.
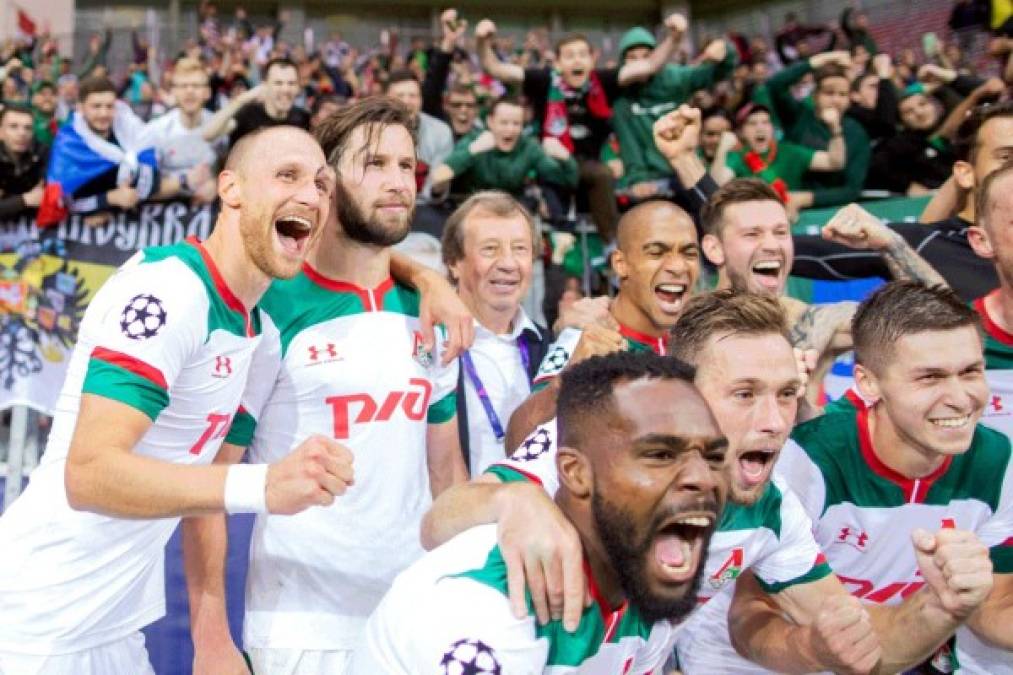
[212,355,232,378]
[308,343,339,363]
[992,395,1004,413]
[837,526,869,551]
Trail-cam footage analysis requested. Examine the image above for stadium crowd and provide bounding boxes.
[0,1,1012,674]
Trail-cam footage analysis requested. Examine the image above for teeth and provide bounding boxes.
[931,416,969,428]
[753,261,781,271]
[657,284,686,293]
[673,515,712,527]
[277,216,311,230]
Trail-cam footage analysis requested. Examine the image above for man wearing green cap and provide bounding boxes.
[611,29,737,201]
[30,80,59,146]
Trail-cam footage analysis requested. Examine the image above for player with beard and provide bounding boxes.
[504,197,700,450]
[421,290,991,673]
[0,126,355,674]
[351,352,727,673]
[700,177,946,408]
[187,98,470,675]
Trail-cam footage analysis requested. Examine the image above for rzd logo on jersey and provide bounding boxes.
[325,378,433,439]
[708,547,744,589]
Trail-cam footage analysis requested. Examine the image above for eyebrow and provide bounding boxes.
[634,433,728,453]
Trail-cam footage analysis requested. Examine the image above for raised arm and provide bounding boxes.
[475,19,524,85]
[201,84,264,142]
[617,13,685,86]
[808,107,846,171]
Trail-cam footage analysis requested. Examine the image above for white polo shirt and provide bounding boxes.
[463,309,538,476]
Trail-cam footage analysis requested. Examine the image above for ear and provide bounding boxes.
[557,445,591,500]
[611,247,629,281]
[967,225,995,261]
[448,259,463,283]
[702,233,725,266]
[953,160,975,192]
[853,363,881,405]
[217,169,242,209]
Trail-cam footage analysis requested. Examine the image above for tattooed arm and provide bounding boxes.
[820,204,947,287]
[783,297,857,409]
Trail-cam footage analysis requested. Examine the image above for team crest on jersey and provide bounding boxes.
[538,344,570,376]
[439,638,501,675]
[835,526,869,552]
[708,547,744,589]
[119,293,167,340]
[412,330,434,368]
[212,355,232,378]
[512,427,552,461]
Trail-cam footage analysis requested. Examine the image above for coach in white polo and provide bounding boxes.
[442,191,551,475]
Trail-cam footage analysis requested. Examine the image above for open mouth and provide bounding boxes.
[736,449,776,487]
[489,278,520,293]
[750,260,783,290]
[274,214,314,256]
[652,512,715,584]
[654,282,688,314]
[929,415,971,429]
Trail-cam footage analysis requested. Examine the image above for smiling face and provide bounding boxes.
[331,122,416,246]
[899,93,941,132]
[740,110,774,154]
[171,69,210,115]
[707,200,793,296]
[264,63,299,116]
[79,90,116,136]
[694,332,800,505]
[857,327,988,459]
[31,86,56,115]
[450,207,534,321]
[589,377,727,623]
[486,101,524,152]
[557,38,594,89]
[229,127,335,279]
[613,204,701,330]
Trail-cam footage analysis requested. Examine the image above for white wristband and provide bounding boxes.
[224,463,269,514]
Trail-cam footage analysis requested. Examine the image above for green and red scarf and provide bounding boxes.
[742,141,789,203]
[544,69,612,153]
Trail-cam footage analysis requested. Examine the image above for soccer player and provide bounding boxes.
[352,352,728,673]
[424,291,994,673]
[190,98,469,674]
[768,281,1012,673]
[698,176,946,407]
[969,161,1013,438]
[0,126,353,674]
[505,198,700,449]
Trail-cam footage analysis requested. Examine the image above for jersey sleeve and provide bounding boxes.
[224,311,282,447]
[427,325,459,425]
[484,420,561,497]
[752,480,832,594]
[352,576,547,674]
[773,439,828,523]
[976,449,1013,574]
[531,327,582,392]
[80,256,206,421]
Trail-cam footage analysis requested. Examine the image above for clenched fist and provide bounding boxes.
[914,527,994,621]
[653,105,702,161]
[475,19,497,40]
[807,594,882,675]
[821,203,897,251]
[266,435,354,514]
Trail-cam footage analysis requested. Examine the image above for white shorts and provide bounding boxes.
[247,647,352,675]
[0,632,155,675]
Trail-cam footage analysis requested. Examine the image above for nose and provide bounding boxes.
[662,251,689,276]
[755,393,788,436]
[673,451,718,497]
[941,375,979,413]
[294,174,322,208]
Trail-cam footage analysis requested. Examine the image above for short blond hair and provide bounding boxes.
[441,191,538,270]
[172,57,208,84]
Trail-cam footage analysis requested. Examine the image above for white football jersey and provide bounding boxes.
[232,266,458,651]
[778,393,1013,673]
[973,293,1013,439]
[0,238,261,654]
[351,524,680,674]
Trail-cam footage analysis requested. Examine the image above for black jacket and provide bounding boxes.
[0,141,47,218]
[456,320,552,471]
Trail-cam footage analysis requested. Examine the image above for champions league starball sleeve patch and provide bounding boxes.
[119,293,168,340]
[439,638,502,675]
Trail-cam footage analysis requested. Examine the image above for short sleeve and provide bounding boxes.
[427,325,459,425]
[484,419,561,497]
[224,312,282,446]
[976,451,1013,574]
[531,327,582,391]
[773,439,828,522]
[80,255,205,421]
[752,481,832,593]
